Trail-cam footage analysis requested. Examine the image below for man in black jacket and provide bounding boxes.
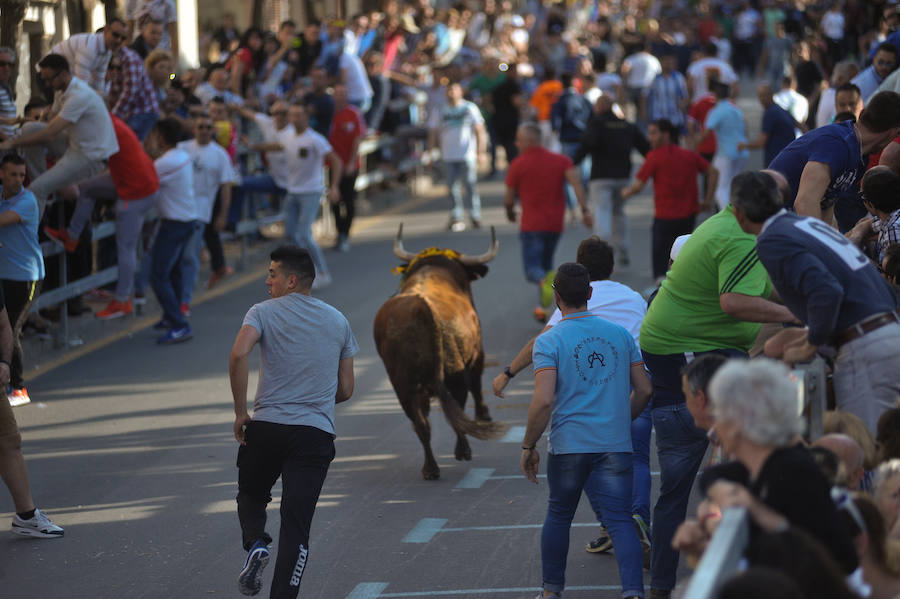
[573,95,649,266]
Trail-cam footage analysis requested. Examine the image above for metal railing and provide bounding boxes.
[682,356,828,598]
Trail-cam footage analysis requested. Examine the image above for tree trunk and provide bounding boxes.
[0,0,28,92]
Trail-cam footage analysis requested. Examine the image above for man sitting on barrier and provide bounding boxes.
[44,113,160,321]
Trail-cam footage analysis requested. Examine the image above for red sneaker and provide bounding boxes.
[96,299,133,320]
[44,226,79,253]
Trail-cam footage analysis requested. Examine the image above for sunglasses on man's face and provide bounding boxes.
[110,31,128,41]
[196,124,214,130]
[0,60,15,68]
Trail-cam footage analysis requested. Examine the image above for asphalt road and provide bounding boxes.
[2,87,766,599]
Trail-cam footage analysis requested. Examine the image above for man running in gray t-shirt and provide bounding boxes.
[229,245,358,598]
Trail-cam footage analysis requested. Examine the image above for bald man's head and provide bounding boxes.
[756,83,774,107]
[761,169,791,207]
[814,433,865,489]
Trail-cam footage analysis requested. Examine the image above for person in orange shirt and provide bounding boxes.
[530,68,563,148]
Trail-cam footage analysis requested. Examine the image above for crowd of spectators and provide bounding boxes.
[1,0,900,597]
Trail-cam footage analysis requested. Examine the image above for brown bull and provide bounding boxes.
[373,225,506,480]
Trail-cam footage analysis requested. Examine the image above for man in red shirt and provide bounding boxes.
[687,92,717,202]
[505,123,592,319]
[328,84,367,252]
[621,119,718,280]
[44,114,160,319]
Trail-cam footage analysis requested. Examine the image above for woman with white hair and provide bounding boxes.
[873,459,900,542]
[704,358,859,575]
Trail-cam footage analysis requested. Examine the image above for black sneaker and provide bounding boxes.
[238,540,270,595]
[585,525,613,553]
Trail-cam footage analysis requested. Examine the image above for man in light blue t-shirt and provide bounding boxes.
[521,262,652,599]
[703,81,749,211]
[229,245,358,598]
[0,154,45,406]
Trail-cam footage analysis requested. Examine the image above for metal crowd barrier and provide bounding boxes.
[681,356,828,598]
[30,130,437,349]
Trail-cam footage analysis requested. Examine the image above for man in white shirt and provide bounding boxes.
[686,42,738,101]
[428,82,487,231]
[273,102,342,289]
[148,118,200,345]
[816,61,859,128]
[621,43,661,123]
[49,18,129,93]
[773,73,809,129]
[234,101,292,221]
[339,47,373,112]
[178,114,239,311]
[0,54,119,218]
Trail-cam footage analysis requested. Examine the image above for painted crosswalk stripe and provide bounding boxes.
[402,518,447,543]
[455,468,495,489]
[500,425,525,442]
[346,583,389,599]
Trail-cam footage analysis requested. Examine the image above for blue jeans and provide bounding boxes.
[443,159,481,221]
[180,222,207,306]
[631,406,652,522]
[126,112,159,141]
[542,452,644,597]
[642,348,746,591]
[520,231,560,284]
[560,141,589,211]
[230,173,285,224]
[283,192,328,275]
[150,219,197,329]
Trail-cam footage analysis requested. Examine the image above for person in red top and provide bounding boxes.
[44,114,160,319]
[505,123,592,319]
[621,119,718,280]
[688,91,718,202]
[328,84,367,252]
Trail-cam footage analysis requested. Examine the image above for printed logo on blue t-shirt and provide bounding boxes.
[573,336,620,385]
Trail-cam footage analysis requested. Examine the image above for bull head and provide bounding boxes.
[393,223,499,265]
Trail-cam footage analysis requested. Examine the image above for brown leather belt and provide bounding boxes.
[835,310,900,347]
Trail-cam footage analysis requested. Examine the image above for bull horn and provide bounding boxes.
[393,223,418,261]
[457,226,499,265]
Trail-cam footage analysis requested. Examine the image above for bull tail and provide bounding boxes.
[436,384,507,440]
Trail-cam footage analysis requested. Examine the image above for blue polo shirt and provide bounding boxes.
[762,103,797,167]
[767,121,866,210]
[533,312,641,455]
[0,186,45,282]
[756,211,897,346]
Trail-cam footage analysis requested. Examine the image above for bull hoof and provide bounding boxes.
[475,408,493,422]
[422,466,440,480]
[454,441,472,461]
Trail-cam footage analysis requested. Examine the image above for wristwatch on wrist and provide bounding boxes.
[504,366,515,378]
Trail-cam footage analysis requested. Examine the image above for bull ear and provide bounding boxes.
[467,264,488,280]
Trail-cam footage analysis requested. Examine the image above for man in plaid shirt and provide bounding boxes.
[847,166,900,264]
[108,45,160,140]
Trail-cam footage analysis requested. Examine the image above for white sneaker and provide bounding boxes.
[311,272,332,290]
[12,508,64,538]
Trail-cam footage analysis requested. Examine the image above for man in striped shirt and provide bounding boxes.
[48,18,129,94]
[642,52,689,131]
[108,45,160,140]
[0,48,17,145]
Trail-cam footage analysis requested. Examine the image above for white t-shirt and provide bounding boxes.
[687,57,738,99]
[734,9,761,40]
[428,100,484,162]
[623,52,662,90]
[254,113,291,189]
[822,11,845,40]
[774,88,808,125]
[339,51,373,104]
[154,148,198,222]
[52,76,119,161]
[177,140,238,223]
[547,279,647,342]
[816,86,837,128]
[279,127,333,194]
